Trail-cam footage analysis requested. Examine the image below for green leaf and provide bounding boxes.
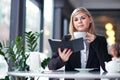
[0,42,2,49]
[41,57,51,69]
[25,30,43,51]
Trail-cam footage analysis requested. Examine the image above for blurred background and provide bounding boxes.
[0,0,120,57]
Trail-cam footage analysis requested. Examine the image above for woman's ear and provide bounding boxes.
[89,17,93,23]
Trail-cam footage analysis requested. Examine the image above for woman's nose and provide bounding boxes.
[78,19,82,23]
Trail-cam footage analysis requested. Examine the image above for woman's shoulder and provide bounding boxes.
[96,35,106,40]
[96,35,105,38]
[92,35,107,44]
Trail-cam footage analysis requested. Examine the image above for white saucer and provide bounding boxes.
[75,68,94,72]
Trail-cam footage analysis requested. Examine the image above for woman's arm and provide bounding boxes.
[48,52,65,70]
[48,35,72,70]
[90,36,112,71]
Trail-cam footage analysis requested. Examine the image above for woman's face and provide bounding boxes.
[73,12,92,32]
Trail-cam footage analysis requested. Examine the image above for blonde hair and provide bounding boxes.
[69,7,96,39]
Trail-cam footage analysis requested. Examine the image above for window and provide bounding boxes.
[43,0,54,56]
[0,0,11,42]
[25,0,41,51]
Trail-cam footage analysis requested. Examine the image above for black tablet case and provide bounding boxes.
[48,38,84,53]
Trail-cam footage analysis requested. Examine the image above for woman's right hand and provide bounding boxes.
[58,48,73,62]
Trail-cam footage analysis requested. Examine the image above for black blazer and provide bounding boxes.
[48,35,112,72]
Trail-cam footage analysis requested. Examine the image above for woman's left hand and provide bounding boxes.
[85,32,96,43]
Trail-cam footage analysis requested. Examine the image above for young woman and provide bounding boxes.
[48,7,111,73]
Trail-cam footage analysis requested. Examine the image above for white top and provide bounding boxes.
[81,40,89,68]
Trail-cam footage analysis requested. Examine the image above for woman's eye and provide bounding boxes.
[74,18,78,21]
[81,16,85,19]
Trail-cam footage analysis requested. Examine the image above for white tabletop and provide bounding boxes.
[7,70,120,79]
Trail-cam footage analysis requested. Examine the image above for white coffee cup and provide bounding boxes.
[74,32,86,39]
[26,52,41,72]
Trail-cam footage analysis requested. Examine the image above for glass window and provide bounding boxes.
[0,0,11,42]
[63,19,69,35]
[26,0,40,32]
[44,0,54,56]
[25,0,41,51]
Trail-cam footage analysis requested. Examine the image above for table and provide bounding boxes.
[7,70,120,79]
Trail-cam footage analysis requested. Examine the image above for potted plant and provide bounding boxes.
[0,37,28,80]
[0,30,50,80]
[25,30,50,69]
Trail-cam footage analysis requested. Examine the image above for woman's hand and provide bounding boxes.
[58,48,73,62]
[86,32,96,43]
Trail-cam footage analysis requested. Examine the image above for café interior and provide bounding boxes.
[0,0,120,80]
